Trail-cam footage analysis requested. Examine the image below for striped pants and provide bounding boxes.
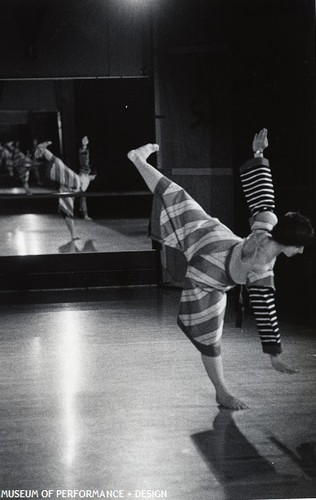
[150,176,240,357]
[49,157,81,218]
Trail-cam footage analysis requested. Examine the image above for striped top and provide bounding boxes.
[150,176,242,292]
[150,168,277,292]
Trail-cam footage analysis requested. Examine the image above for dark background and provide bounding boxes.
[0,0,314,320]
[74,79,155,191]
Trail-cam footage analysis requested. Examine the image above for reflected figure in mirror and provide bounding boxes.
[35,141,96,240]
[0,142,14,177]
[28,138,44,186]
[0,140,39,193]
[10,141,32,194]
[78,135,96,220]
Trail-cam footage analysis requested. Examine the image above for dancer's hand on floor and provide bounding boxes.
[270,354,298,374]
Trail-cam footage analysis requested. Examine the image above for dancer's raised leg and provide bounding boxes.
[34,142,53,161]
[127,143,162,192]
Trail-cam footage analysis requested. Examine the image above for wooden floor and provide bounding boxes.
[0,286,315,499]
[0,214,151,255]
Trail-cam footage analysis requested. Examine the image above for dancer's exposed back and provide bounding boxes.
[127,130,314,410]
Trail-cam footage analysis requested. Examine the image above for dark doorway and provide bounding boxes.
[74,78,156,192]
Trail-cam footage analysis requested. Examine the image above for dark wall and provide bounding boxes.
[231,0,315,231]
[74,78,155,191]
[0,80,61,154]
[152,0,315,320]
[229,0,315,323]
[0,78,155,192]
[153,0,233,223]
[0,0,151,78]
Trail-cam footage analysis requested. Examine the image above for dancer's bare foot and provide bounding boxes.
[127,143,159,166]
[216,390,249,411]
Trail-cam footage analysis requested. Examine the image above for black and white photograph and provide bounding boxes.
[0,1,315,499]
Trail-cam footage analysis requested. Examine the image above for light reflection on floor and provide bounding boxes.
[0,214,151,255]
[0,288,315,498]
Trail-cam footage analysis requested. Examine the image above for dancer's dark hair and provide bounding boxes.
[272,212,314,246]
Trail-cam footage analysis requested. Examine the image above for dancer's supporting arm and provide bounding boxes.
[240,129,296,373]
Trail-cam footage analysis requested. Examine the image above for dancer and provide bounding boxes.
[78,135,94,220]
[127,129,314,410]
[34,141,96,239]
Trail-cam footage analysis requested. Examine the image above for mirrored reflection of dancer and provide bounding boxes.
[78,135,94,220]
[0,142,11,177]
[127,130,314,410]
[2,141,14,177]
[3,141,32,193]
[12,141,33,194]
[35,141,96,240]
[28,138,43,186]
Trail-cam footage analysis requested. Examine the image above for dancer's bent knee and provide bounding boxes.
[188,337,221,357]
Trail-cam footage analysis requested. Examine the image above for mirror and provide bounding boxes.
[0,78,155,256]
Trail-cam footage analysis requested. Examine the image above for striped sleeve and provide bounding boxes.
[240,157,275,216]
[247,286,282,355]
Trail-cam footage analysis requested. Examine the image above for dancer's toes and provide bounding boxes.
[127,143,159,163]
[216,392,249,411]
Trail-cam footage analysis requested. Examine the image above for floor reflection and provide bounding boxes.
[0,214,151,255]
[58,239,98,254]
